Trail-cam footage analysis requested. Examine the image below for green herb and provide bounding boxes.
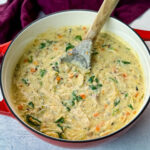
[72,91,82,102]
[95,78,99,83]
[114,99,120,106]
[39,81,43,86]
[40,69,47,77]
[46,40,57,46]
[57,123,63,131]
[75,35,82,41]
[28,56,33,63]
[117,60,131,64]
[112,108,119,116]
[28,101,34,108]
[92,51,99,55]
[117,60,121,63]
[22,78,29,85]
[62,102,71,112]
[88,76,95,83]
[89,85,98,90]
[97,84,102,87]
[126,48,130,50]
[128,104,134,110]
[55,117,65,124]
[52,62,59,72]
[39,43,46,49]
[56,132,63,138]
[122,61,131,64]
[71,100,75,106]
[66,43,75,52]
[26,115,41,126]
[109,77,118,83]
[102,44,107,48]
[125,93,128,97]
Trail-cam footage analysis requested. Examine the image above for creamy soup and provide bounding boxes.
[11,26,145,140]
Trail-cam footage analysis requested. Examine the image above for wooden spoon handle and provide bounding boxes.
[85,0,119,40]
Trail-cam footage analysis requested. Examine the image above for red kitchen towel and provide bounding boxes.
[0,0,150,44]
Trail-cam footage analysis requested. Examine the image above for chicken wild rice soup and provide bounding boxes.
[11,26,145,140]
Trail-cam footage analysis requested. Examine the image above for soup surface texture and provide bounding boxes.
[11,26,144,140]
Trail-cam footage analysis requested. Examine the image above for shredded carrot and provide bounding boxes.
[104,104,108,109]
[96,121,105,132]
[30,68,36,73]
[18,105,23,110]
[69,73,74,79]
[126,111,130,116]
[24,59,28,63]
[135,92,139,98]
[56,76,61,82]
[95,125,100,132]
[82,26,87,30]
[122,73,127,78]
[80,94,86,99]
[101,90,105,94]
[68,53,72,56]
[57,34,63,38]
[133,110,136,114]
[93,112,99,117]
[54,47,58,50]
[85,51,88,55]
[33,61,38,65]
[113,67,117,73]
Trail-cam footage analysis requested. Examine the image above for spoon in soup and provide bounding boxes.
[61,0,119,70]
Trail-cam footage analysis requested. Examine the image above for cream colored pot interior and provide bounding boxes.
[1,11,150,128]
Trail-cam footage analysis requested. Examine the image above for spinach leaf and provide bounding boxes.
[52,62,59,72]
[56,132,64,138]
[39,43,46,49]
[66,43,75,52]
[62,102,71,112]
[89,85,98,90]
[28,101,34,108]
[125,93,128,97]
[88,76,95,83]
[28,56,33,63]
[122,61,131,64]
[75,35,82,41]
[22,78,29,85]
[26,115,41,126]
[114,99,120,106]
[128,104,134,110]
[40,69,47,77]
[55,117,65,124]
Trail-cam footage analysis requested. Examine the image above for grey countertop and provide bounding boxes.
[0,9,150,150]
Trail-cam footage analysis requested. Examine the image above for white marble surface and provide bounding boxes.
[0,9,150,150]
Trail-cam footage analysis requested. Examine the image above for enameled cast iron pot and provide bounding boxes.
[0,10,150,148]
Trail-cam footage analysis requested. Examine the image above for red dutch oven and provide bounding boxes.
[0,11,150,148]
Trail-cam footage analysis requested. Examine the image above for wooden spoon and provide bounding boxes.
[61,0,119,70]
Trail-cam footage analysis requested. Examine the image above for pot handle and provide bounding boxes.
[0,99,14,117]
[134,29,150,41]
[0,41,14,118]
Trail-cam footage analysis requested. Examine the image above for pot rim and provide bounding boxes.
[0,9,150,143]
